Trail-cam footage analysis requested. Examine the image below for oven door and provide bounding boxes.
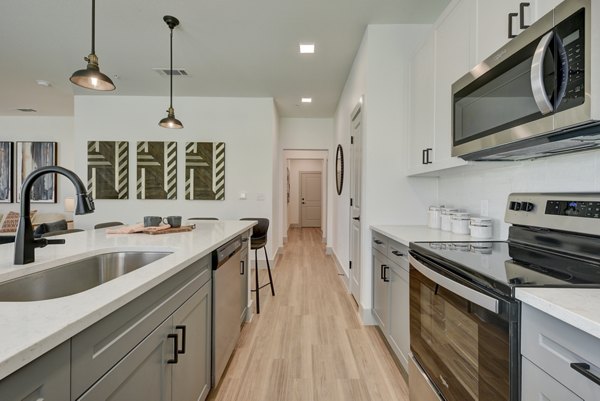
[409,254,516,401]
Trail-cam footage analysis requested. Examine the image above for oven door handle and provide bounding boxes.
[410,255,499,314]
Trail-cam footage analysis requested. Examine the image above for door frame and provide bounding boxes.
[299,170,322,228]
[349,101,362,305]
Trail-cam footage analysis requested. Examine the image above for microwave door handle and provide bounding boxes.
[409,255,499,314]
[531,31,555,115]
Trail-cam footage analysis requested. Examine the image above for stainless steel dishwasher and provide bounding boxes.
[212,236,243,387]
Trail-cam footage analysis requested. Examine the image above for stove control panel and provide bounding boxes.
[545,200,600,218]
[505,193,600,236]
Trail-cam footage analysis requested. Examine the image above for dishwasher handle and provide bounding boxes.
[213,236,243,269]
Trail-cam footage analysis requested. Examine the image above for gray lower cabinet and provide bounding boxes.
[80,280,212,401]
[521,303,600,400]
[371,231,410,372]
[0,341,70,401]
[240,234,249,323]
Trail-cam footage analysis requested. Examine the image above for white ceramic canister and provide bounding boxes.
[440,208,458,231]
[427,206,442,229]
[451,212,471,234]
[469,217,493,239]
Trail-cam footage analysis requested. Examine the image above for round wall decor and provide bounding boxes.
[335,144,344,195]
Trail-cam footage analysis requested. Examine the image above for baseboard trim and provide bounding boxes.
[330,249,349,291]
[359,306,378,326]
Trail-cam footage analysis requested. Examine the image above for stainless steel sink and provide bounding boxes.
[0,251,172,302]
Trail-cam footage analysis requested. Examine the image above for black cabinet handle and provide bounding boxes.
[175,325,186,354]
[519,2,530,29]
[240,260,245,275]
[167,333,179,364]
[508,12,518,38]
[570,362,600,386]
[380,264,384,280]
[374,239,383,245]
[425,148,433,164]
[391,250,404,257]
[422,148,427,165]
[383,265,390,282]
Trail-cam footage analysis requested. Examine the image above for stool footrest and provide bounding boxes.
[251,282,273,292]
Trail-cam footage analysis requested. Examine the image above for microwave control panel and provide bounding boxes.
[555,7,586,112]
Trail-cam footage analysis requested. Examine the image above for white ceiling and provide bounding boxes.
[0,0,449,118]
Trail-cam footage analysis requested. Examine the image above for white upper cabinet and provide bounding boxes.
[475,0,529,63]
[408,34,435,172]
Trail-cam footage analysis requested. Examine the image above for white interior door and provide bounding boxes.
[349,103,362,304]
[300,172,322,228]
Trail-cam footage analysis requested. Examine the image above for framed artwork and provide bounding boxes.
[185,142,225,200]
[87,141,129,199]
[0,142,13,203]
[136,141,177,200]
[16,142,57,203]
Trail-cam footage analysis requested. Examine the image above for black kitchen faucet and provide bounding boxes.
[14,166,95,265]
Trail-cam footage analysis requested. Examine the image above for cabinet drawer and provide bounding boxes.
[522,357,583,401]
[387,241,408,270]
[71,255,210,400]
[521,303,600,400]
[372,232,388,255]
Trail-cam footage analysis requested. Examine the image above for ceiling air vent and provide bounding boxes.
[153,68,189,77]
[17,108,37,113]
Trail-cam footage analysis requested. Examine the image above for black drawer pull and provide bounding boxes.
[167,333,179,364]
[508,12,518,38]
[176,325,186,354]
[391,250,404,257]
[240,260,245,275]
[383,265,390,282]
[380,264,385,280]
[570,362,600,385]
[519,2,530,29]
[374,240,383,245]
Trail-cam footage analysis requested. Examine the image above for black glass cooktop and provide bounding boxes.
[409,240,600,297]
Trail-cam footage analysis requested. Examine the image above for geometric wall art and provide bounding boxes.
[87,141,129,199]
[136,141,177,200]
[16,141,57,203]
[185,142,225,200]
[0,142,13,203]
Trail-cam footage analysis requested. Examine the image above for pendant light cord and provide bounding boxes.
[91,0,95,54]
[169,27,173,109]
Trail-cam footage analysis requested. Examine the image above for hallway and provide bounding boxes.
[209,228,409,401]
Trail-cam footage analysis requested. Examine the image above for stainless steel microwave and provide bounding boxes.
[452,0,600,161]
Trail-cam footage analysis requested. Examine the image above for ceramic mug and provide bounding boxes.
[163,216,182,228]
[144,216,162,227]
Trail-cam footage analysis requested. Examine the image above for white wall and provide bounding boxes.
[280,118,333,150]
[73,95,279,260]
[287,159,323,226]
[332,25,438,314]
[437,150,600,239]
[0,116,74,216]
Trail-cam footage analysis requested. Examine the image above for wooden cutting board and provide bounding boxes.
[144,225,195,235]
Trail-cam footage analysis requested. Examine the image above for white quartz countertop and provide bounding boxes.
[516,288,600,340]
[0,220,255,380]
[370,225,502,246]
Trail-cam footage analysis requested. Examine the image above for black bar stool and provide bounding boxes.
[240,218,274,314]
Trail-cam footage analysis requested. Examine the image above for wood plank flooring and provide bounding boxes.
[208,228,409,401]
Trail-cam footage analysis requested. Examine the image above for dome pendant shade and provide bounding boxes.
[159,107,183,129]
[70,0,115,91]
[70,53,115,91]
[159,15,183,129]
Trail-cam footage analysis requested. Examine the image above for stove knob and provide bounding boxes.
[521,202,534,212]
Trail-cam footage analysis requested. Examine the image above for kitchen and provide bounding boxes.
[1,0,600,400]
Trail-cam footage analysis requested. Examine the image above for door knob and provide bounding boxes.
[353,216,360,221]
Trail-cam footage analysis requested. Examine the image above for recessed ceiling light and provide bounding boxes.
[36,80,52,87]
[301,98,312,103]
[299,43,315,54]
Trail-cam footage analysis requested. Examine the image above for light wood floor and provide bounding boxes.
[208,227,409,401]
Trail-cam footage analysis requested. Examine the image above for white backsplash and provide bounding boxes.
[437,150,600,239]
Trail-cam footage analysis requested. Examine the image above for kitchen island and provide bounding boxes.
[0,219,255,384]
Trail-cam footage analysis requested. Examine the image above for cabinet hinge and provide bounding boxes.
[350,198,353,207]
[349,261,352,270]
[351,136,354,145]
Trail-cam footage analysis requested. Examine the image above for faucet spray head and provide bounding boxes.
[75,193,95,215]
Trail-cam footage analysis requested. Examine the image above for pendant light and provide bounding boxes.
[159,16,183,129]
[70,0,115,91]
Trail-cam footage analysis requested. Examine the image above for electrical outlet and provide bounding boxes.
[480,200,489,217]
[240,192,247,200]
